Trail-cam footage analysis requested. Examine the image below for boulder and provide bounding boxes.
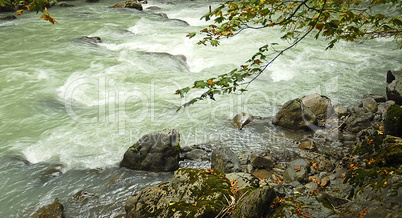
[386,70,396,84]
[86,0,100,2]
[333,104,349,118]
[298,140,318,152]
[345,105,375,133]
[1,15,17,20]
[125,168,231,217]
[211,147,242,173]
[125,1,143,11]
[233,112,254,130]
[272,98,317,131]
[234,187,276,218]
[363,94,386,103]
[386,75,402,105]
[361,97,378,113]
[301,93,334,123]
[79,36,102,44]
[120,129,180,172]
[384,104,402,137]
[111,2,125,8]
[59,3,74,7]
[33,199,65,218]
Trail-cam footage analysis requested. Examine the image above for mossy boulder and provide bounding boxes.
[234,186,276,218]
[33,199,65,218]
[125,168,231,217]
[384,104,402,137]
[125,1,143,11]
[386,75,402,105]
[120,129,180,172]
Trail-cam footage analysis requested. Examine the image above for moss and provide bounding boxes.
[384,104,402,137]
[345,167,393,188]
[352,132,385,156]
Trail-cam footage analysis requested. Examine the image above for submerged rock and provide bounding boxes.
[33,199,65,218]
[125,168,231,217]
[120,129,180,172]
[78,36,102,44]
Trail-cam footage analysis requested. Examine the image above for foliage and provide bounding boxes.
[176,0,402,109]
[0,0,56,23]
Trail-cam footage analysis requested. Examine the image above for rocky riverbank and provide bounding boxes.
[34,71,402,217]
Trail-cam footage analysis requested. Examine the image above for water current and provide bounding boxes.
[0,0,400,216]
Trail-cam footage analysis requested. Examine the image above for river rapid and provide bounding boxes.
[0,0,400,216]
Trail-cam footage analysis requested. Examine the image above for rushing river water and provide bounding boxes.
[0,0,400,216]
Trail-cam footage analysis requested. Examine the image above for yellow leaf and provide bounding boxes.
[40,7,57,24]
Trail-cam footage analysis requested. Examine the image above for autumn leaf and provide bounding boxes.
[254,59,262,65]
[40,8,57,24]
[16,10,23,15]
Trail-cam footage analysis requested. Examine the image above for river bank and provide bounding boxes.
[32,70,402,217]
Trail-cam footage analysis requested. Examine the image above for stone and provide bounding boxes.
[250,154,274,170]
[59,3,74,7]
[233,112,254,130]
[272,98,317,131]
[386,70,396,84]
[333,104,349,118]
[111,2,125,8]
[301,93,334,122]
[384,104,402,137]
[79,36,102,44]
[125,168,231,217]
[234,187,276,217]
[283,159,310,184]
[386,75,402,105]
[361,97,378,113]
[225,172,259,188]
[376,100,395,121]
[120,129,180,172]
[1,15,17,20]
[33,199,65,218]
[125,0,143,11]
[346,105,374,133]
[363,94,386,103]
[211,147,242,173]
[298,140,318,152]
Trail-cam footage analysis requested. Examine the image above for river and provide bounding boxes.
[0,0,400,216]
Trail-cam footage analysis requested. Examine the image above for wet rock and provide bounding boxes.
[313,155,335,172]
[111,2,125,8]
[71,190,98,202]
[298,140,318,152]
[386,70,396,84]
[59,3,74,7]
[180,143,213,161]
[252,169,272,180]
[1,15,17,20]
[33,199,65,218]
[333,104,349,118]
[86,0,99,2]
[120,129,180,172]
[384,104,402,137]
[234,186,276,217]
[386,74,402,105]
[345,105,375,133]
[283,159,310,184]
[301,93,334,124]
[272,98,317,131]
[233,112,254,130]
[125,168,231,217]
[250,153,274,170]
[225,172,259,188]
[41,163,64,181]
[211,147,241,173]
[146,6,162,10]
[78,36,102,44]
[125,0,143,11]
[376,100,395,121]
[361,97,378,113]
[363,94,386,103]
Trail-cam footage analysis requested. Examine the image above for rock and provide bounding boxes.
[111,2,125,8]
[226,172,259,188]
[125,168,231,217]
[345,105,375,133]
[233,112,254,130]
[321,177,330,187]
[33,199,65,218]
[313,155,335,172]
[59,3,74,7]
[234,187,276,217]
[250,154,274,170]
[41,163,64,181]
[71,190,98,202]
[376,100,395,121]
[211,147,241,173]
[283,159,310,184]
[272,98,317,131]
[384,104,402,137]
[301,93,334,123]
[120,129,180,172]
[125,0,143,11]
[361,97,378,113]
[298,140,318,152]
[387,70,396,84]
[1,15,17,20]
[363,94,386,103]
[79,36,102,44]
[146,6,162,10]
[386,75,402,105]
[333,104,349,118]
[86,0,99,2]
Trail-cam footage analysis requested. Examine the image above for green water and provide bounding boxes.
[0,0,400,216]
